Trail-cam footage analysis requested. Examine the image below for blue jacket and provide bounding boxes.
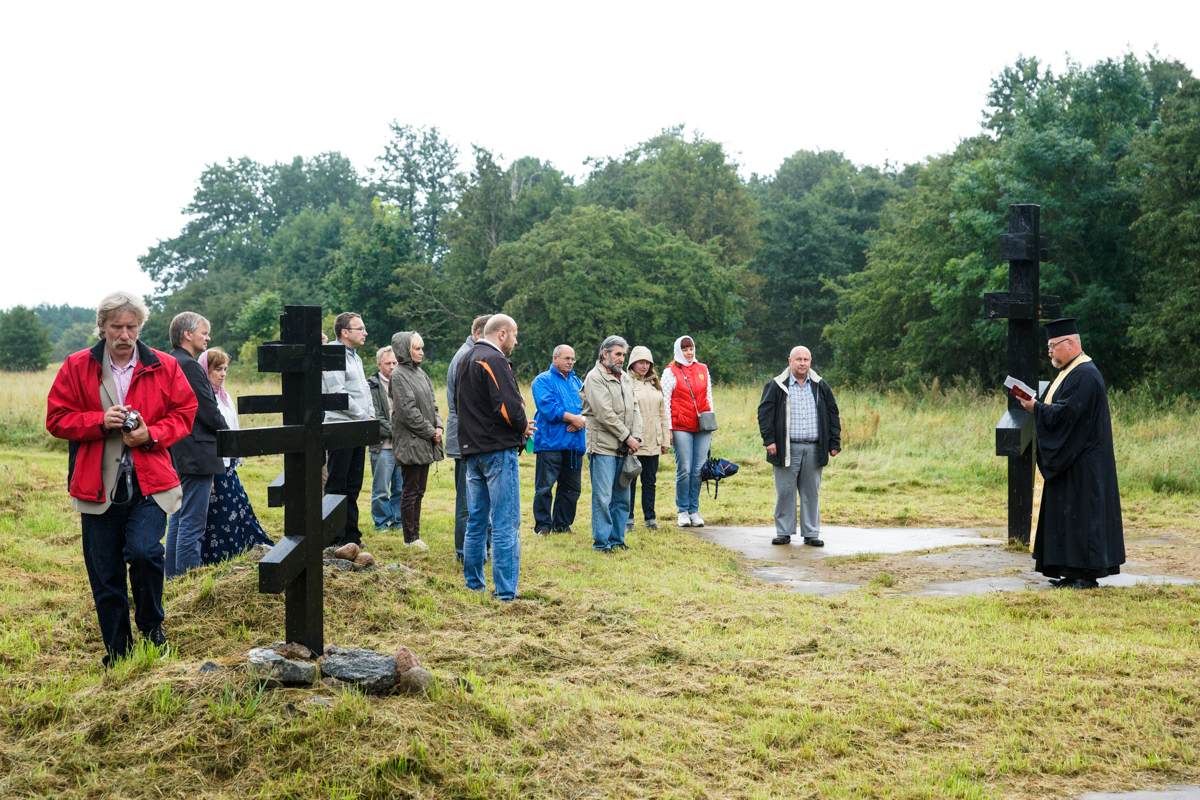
[532,365,585,453]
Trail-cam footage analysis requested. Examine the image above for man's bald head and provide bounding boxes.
[789,346,812,382]
[483,314,519,356]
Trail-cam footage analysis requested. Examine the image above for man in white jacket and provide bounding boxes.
[323,312,375,546]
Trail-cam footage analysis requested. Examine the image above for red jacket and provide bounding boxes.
[667,361,711,432]
[46,340,198,503]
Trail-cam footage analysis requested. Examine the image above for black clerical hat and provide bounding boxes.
[1044,318,1078,339]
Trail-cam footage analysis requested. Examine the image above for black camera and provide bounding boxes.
[121,409,141,434]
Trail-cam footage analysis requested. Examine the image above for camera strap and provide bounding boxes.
[109,444,137,506]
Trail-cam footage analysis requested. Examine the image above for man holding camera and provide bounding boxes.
[47,291,198,667]
[165,311,229,577]
[580,335,642,553]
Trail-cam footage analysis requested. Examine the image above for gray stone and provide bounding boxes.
[698,525,993,562]
[394,666,433,696]
[321,648,398,694]
[246,647,319,686]
[323,558,355,571]
[322,546,339,559]
[386,563,414,574]
[199,660,224,673]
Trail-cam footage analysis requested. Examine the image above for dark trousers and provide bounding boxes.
[628,454,660,523]
[454,458,469,558]
[533,449,582,532]
[399,462,430,543]
[326,446,366,545]
[80,485,167,666]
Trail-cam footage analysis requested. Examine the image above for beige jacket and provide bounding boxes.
[580,362,642,456]
[630,374,669,452]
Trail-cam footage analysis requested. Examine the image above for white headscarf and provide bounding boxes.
[673,335,696,366]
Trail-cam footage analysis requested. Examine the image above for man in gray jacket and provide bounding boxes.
[323,312,375,546]
[445,314,490,561]
[581,335,642,553]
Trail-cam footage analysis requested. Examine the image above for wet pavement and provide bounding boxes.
[1074,789,1200,799]
[698,526,1198,597]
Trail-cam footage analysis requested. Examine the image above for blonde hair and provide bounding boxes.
[95,291,150,338]
[409,332,424,353]
[206,347,230,372]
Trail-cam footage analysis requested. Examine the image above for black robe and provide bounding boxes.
[1032,358,1125,579]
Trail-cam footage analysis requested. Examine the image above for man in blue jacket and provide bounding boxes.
[531,345,586,536]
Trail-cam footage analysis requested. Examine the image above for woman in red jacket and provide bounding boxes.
[661,335,714,527]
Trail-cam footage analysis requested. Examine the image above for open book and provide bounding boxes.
[1004,376,1038,402]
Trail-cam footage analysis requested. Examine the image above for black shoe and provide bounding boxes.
[1048,577,1069,587]
[612,543,632,551]
[142,626,167,647]
[771,535,792,545]
[1054,578,1099,590]
[646,520,660,529]
[536,527,550,537]
[803,538,825,547]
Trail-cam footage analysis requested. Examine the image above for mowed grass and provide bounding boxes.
[1,367,1198,798]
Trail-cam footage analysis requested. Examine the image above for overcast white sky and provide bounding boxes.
[2,0,1196,309]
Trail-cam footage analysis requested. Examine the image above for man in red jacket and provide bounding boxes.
[46,291,198,667]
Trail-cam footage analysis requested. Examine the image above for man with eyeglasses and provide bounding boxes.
[323,312,376,546]
[1017,318,1124,589]
[531,344,586,536]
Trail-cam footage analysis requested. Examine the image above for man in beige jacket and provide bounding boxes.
[580,335,642,552]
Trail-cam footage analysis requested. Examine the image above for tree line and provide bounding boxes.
[6,53,1197,395]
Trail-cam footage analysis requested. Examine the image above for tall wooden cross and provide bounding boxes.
[983,204,1059,544]
[217,305,380,654]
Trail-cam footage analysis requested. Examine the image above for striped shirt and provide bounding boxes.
[788,373,818,442]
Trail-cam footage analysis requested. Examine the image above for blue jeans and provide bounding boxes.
[672,430,712,515]
[454,457,489,561]
[81,485,167,665]
[464,449,521,601]
[165,473,214,578]
[369,448,403,529]
[589,454,630,551]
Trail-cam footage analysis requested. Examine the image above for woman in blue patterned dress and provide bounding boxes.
[199,348,274,565]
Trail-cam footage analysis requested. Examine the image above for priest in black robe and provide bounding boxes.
[1018,318,1125,589]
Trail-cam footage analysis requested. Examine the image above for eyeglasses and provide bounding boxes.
[1047,338,1071,352]
[346,327,367,333]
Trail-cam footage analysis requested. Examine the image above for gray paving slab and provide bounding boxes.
[1097,573,1198,588]
[1075,787,1200,799]
[752,566,862,596]
[909,576,1046,596]
[697,525,993,562]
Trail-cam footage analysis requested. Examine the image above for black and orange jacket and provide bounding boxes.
[453,340,528,456]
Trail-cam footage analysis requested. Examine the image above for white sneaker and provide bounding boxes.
[406,540,429,550]
[689,512,705,528]
[677,512,691,527]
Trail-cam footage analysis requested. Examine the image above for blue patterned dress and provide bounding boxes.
[201,391,275,565]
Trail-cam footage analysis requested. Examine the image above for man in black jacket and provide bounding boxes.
[165,312,228,577]
[757,346,840,547]
[455,314,535,601]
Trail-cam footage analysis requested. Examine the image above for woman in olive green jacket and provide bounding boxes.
[627,346,670,529]
[389,331,444,548]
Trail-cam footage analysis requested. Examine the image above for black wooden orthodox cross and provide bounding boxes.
[217,305,380,654]
[983,205,1059,544]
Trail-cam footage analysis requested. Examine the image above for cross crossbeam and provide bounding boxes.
[217,305,380,653]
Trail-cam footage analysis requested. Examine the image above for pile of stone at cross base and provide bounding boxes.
[237,540,472,696]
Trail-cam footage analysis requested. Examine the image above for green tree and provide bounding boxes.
[376,123,460,262]
[324,199,417,350]
[490,206,743,380]
[233,290,283,363]
[52,321,97,361]
[1126,76,1200,393]
[33,303,95,343]
[748,150,909,366]
[583,126,760,268]
[0,305,54,371]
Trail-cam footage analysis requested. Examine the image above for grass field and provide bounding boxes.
[1,366,1198,798]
